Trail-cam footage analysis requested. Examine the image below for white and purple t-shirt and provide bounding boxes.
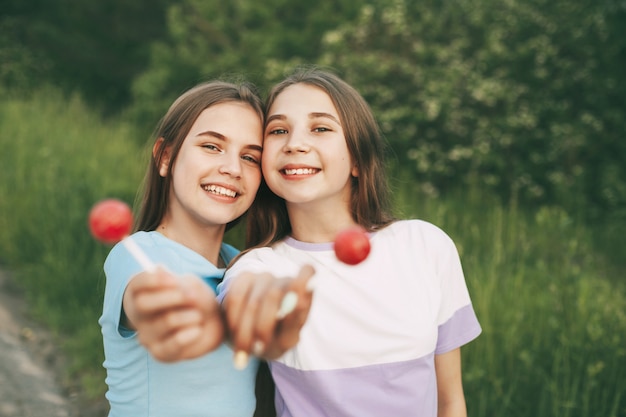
[221,220,482,417]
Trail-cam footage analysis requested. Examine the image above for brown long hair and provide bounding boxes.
[134,80,264,233]
[245,67,396,248]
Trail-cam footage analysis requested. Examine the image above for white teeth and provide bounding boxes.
[284,168,317,175]
[203,185,237,198]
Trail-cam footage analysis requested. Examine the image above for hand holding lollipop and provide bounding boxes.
[89,198,155,272]
[90,198,225,361]
[226,226,370,369]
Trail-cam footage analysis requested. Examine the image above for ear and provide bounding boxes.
[153,137,171,177]
[351,165,359,177]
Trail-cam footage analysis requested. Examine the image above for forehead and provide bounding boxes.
[187,101,262,142]
[192,101,259,127]
[268,84,338,117]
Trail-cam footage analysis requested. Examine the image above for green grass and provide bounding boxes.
[395,182,626,417]
[0,87,145,397]
[1,89,624,416]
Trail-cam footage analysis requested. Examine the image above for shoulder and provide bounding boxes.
[383,219,455,244]
[225,242,298,276]
[376,220,460,262]
[229,246,280,269]
[103,231,179,274]
[220,241,240,264]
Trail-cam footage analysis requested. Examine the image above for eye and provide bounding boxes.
[266,127,288,135]
[313,126,331,133]
[241,154,261,165]
[202,143,221,152]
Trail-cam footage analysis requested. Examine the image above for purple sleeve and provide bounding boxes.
[436,304,482,354]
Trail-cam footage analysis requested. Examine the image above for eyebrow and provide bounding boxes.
[310,112,341,125]
[266,112,341,125]
[197,130,225,140]
[196,130,263,152]
[265,114,286,124]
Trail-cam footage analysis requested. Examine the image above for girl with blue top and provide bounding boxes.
[99,80,289,417]
[221,68,482,417]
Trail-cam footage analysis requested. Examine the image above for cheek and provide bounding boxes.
[261,141,281,166]
[261,152,275,177]
[244,167,263,193]
[261,160,269,178]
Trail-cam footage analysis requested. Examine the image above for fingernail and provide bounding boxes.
[252,340,265,356]
[233,351,249,370]
[305,278,317,292]
[276,291,298,319]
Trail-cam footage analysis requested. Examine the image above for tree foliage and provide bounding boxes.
[316,0,626,218]
[0,0,172,109]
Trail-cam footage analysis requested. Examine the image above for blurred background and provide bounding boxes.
[1,0,624,415]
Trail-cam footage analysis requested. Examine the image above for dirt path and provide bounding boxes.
[0,269,103,416]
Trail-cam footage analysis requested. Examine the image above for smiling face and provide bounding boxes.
[262,83,357,213]
[160,101,263,234]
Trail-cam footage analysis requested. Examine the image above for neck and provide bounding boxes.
[157,214,226,266]
[287,202,356,243]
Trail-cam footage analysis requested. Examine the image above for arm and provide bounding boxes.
[435,348,467,417]
[122,266,225,362]
[223,264,315,365]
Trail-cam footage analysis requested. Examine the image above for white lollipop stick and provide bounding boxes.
[122,236,157,272]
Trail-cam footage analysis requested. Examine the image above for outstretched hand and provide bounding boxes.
[223,264,315,368]
[122,267,224,362]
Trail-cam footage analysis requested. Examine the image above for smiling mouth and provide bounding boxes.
[202,184,237,198]
[282,168,319,175]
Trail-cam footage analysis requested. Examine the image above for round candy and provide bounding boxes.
[89,199,133,244]
[334,226,371,265]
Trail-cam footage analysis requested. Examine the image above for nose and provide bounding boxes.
[282,130,310,154]
[218,153,242,178]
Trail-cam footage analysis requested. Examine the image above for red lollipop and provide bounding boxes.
[334,226,371,265]
[89,199,133,244]
[89,199,155,271]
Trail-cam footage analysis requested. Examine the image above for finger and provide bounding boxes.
[230,275,278,352]
[251,279,295,352]
[276,264,316,319]
[263,266,316,359]
[142,277,222,358]
[134,272,213,318]
[134,307,197,345]
[160,308,204,331]
[124,269,192,326]
[127,267,179,292]
[147,325,202,362]
[264,297,312,360]
[143,297,226,362]
[152,313,226,362]
[224,272,257,331]
[280,289,313,336]
[226,274,280,369]
[177,316,226,361]
[133,286,194,317]
[222,274,256,370]
[294,264,316,292]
